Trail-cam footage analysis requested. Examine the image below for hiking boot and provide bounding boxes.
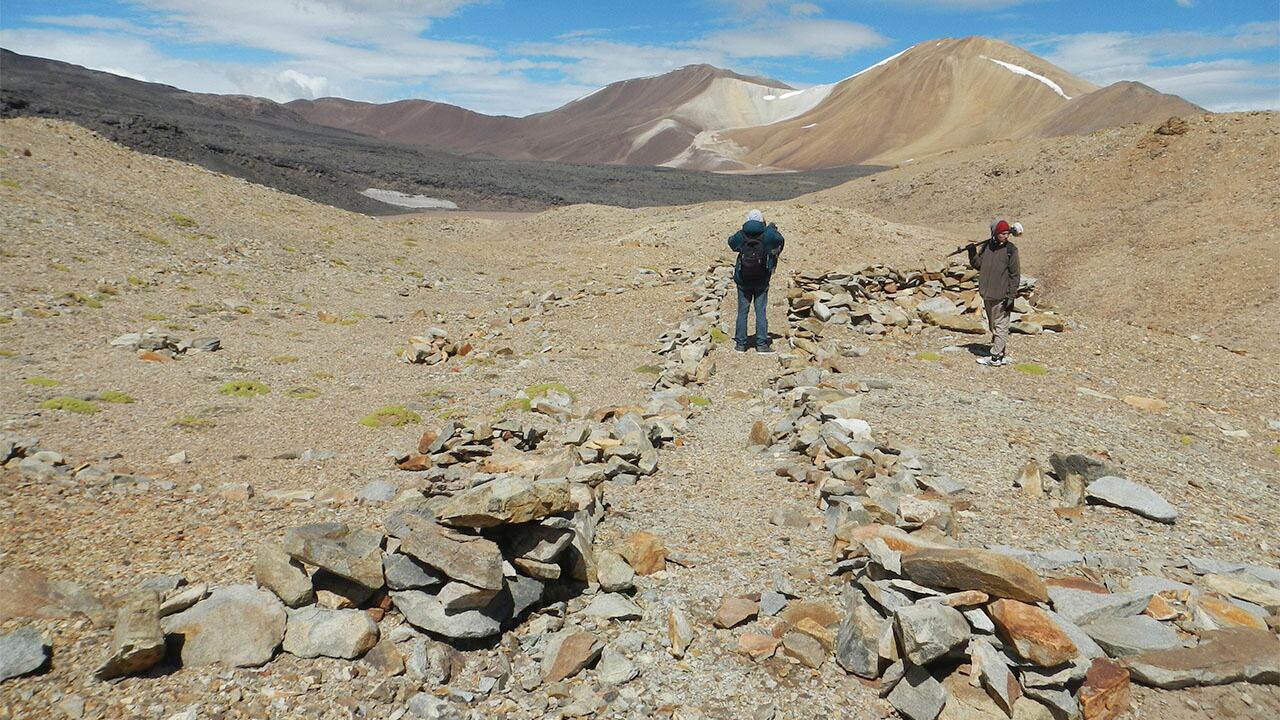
[735,345,748,353]
[976,355,997,366]
[757,345,775,354]
[996,355,1012,366]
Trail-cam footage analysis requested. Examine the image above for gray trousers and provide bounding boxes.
[984,297,1010,357]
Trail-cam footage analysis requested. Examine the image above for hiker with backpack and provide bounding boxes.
[967,219,1022,366]
[728,209,785,352]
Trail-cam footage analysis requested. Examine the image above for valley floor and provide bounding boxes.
[1,119,1277,719]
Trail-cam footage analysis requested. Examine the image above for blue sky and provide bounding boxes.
[1,1,1276,115]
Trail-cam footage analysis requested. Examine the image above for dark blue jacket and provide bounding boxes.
[728,220,785,286]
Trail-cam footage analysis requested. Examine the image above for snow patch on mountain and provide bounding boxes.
[984,57,1072,99]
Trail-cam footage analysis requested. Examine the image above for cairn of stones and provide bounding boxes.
[400,328,477,365]
[652,265,731,390]
[110,327,221,359]
[731,317,1279,719]
[787,260,1067,340]
[0,266,747,698]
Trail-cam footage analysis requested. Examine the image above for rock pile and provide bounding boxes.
[743,337,1276,719]
[400,328,476,365]
[109,327,220,359]
[652,265,731,389]
[787,261,1067,339]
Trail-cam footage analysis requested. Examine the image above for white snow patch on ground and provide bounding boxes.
[360,189,458,209]
[763,94,777,101]
[983,57,1072,99]
[802,123,818,129]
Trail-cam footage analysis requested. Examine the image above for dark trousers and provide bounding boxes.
[735,284,769,348]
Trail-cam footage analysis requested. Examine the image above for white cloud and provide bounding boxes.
[1175,0,1194,7]
[789,3,823,16]
[700,18,886,58]
[1038,24,1280,111]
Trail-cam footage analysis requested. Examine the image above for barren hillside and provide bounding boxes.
[804,111,1279,356]
[1,118,1277,720]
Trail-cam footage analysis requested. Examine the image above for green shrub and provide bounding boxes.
[174,415,216,431]
[285,387,320,399]
[142,312,166,321]
[689,395,711,407]
[914,351,942,362]
[99,391,135,404]
[218,380,271,397]
[26,376,61,387]
[709,327,729,343]
[634,365,662,375]
[0,179,21,189]
[141,232,170,246]
[360,405,421,428]
[1013,363,1048,376]
[168,212,197,228]
[41,396,99,414]
[272,354,300,364]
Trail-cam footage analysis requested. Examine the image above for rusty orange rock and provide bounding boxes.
[988,599,1078,667]
[1196,595,1267,631]
[617,531,666,575]
[713,596,759,629]
[1079,658,1130,720]
[736,633,779,660]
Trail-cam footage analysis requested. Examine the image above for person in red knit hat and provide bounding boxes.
[967,219,1022,366]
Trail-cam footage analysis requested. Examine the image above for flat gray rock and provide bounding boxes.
[886,663,945,720]
[1125,627,1280,689]
[161,584,285,667]
[1085,476,1177,523]
[759,591,787,617]
[383,553,444,591]
[1083,616,1181,657]
[582,593,643,621]
[283,607,378,659]
[0,626,48,681]
[596,646,638,685]
[1048,587,1151,626]
[390,589,509,639]
[356,480,397,503]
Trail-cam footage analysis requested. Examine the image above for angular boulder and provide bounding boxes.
[894,603,970,666]
[283,607,378,659]
[988,599,1078,667]
[437,477,572,529]
[397,523,504,591]
[1123,627,1280,689]
[282,523,384,589]
[95,590,166,680]
[0,626,48,681]
[542,629,602,682]
[390,589,511,639]
[1078,658,1130,720]
[254,544,314,607]
[901,547,1048,604]
[161,584,286,668]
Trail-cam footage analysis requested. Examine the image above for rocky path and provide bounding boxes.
[597,290,886,718]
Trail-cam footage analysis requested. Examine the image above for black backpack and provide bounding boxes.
[739,235,769,285]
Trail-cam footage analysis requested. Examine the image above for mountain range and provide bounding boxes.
[288,36,1203,171]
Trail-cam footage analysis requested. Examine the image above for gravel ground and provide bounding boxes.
[1,118,1277,719]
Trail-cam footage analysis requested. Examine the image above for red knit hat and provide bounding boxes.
[993,220,1011,235]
